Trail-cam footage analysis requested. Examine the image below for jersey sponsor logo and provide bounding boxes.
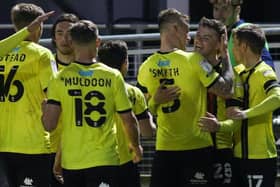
[79,70,94,77]
[157,60,170,67]
[61,77,112,87]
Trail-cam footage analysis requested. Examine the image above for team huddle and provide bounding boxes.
[0,0,278,187]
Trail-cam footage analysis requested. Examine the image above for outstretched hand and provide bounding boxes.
[27,11,55,33]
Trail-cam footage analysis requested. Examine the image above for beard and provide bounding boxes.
[57,46,73,55]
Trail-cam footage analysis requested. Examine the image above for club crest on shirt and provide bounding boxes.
[200,59,213,75]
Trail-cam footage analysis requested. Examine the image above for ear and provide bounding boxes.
[96,38,101,48]
[120,58,128,76]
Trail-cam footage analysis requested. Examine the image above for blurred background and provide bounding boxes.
[0,0,279,38]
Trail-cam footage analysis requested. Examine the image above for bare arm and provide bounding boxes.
[138,111,156,137]
[41,102,61,132]
[208,33,234,98]
[0,11,54,57]
[27,11,55,33]
[119,111,143,163]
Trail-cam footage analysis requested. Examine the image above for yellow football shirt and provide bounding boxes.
[0,41,56,154]
[234,61,277,159]
[215,65,244,149]
[137,50,219,150]
[116,83,148,164]
[47,62,132,169]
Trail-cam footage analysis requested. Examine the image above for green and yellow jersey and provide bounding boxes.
[0,27,29,57]
[0,41,56,154]
[47,62,132,170]
[234,61,277,159]
[116,83,148,164]
[137,49,219,150]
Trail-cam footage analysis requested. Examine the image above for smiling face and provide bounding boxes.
[194,25,220,63]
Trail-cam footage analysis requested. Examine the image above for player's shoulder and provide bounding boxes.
[26,42,52,53]
[125,82,142,94]
[255,61,276,78]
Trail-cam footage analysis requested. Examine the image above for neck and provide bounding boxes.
[207,54,220,66]
[244,55,261,69]
[74,48,96,64]
[160,34,185,52]
[56,52,74,64]
[227,16,240,31]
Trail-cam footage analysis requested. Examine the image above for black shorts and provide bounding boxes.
[150,147,214,187]
[0,152,52,187]
[212,148,234,187]
[233,157,277,187]
[118,161,140,187]
[63,165,119,187]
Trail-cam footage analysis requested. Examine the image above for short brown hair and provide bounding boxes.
[158,8,189,33]
[232,24,265,55]
[199,17,226,38]
[98,40,128,70]
[69,20,99,45]
[11,3,44,30]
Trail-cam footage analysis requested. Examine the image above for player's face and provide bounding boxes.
[175,19,190,50]
[213,2,236,27]
[232,35,242,64]
[54,21,74,55]
[194,25,220,62]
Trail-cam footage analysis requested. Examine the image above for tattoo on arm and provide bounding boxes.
[209,56,234,98]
